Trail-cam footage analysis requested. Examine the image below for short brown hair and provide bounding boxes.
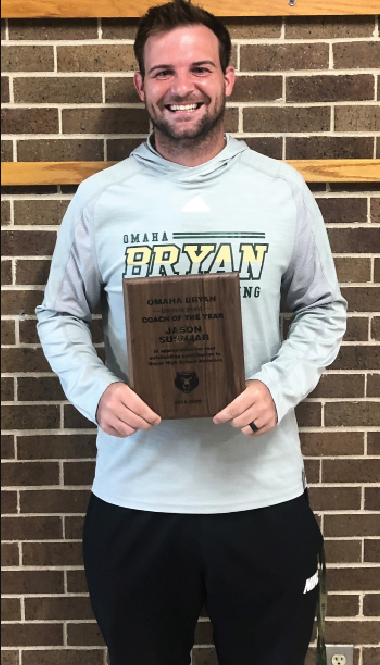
[134,0,231,76]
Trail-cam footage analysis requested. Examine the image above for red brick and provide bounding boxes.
[370,198,380,224]
[324,402,380,427]
[364,540,380,563]
[1,543,19,566]
[325,619,379,644]
[192,647,217,665]
[341,287,380,312]
[1,435,15,460]
[19,488,90,514]
[2,376,14,401]
[317,197,368,224]
[1,320,16,346]
[286,136,374,160]
[8,18,97,40]
[17,434,96,460]
[64,461,95,485]
[309,373,364,398]
[1,461,59,486]
[287,74,375,103]
[57,44,138,73]
[22,649,104,665]
[18,376,65,401]
[363,648,380,665]
[67,622,105,646]
[328,228,380,254]
[367,432,380,454]
[17,139,104,162]
[367,373,380,397]
[64,515,85,540]
[1,570,64,595]
[1,348,50,373]
[14,199,69,226]
[105,77,145,103]
[323,458,380,483]
[1,259,12,285]
[1,109,58,135]
[1,289,44,315]
[295,401,321,427]
[1,515,62,540]
[1,75,9,103]
[0,650,20,665]
[327,567,380,591]
[1,139,13,161]
[333,42,380,69]
[16,259,52,286]
[304,459,320,484]
[25,596,94,621]
[2,229,57,256]
[335,105,380,132]
[1,490,18,514]
[230,76,282,102]
[101,17,139,39]
[324,539,362,564]
[1,46,54,73]
[240,43,328,72]
[106,138,145,161]
[18,319,39,344]
[243,105,329,133]
[308,486,361,511]
[327,594,359,617]
[331,345,380,370]
[300,432,364,456]
[371,316,380,340]
[242,137,282,160]
[2,404,60,430]
[66,569,87,592]
[363,594,380,616]
[324,514,380,537]
[365,488,380,511]
[334,257,371,284]
[1,598,21,621]
[62,108,149,135]
[285,16,376,39]
[1,199,11,224]
[63,404,95,429]
[1,623,63,647]
[22,541,83,566]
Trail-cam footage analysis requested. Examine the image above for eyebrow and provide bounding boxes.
[148,60,216,75]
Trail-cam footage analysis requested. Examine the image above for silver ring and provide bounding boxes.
[249,422,259,433]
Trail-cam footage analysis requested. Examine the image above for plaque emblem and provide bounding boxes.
[175,371,199,394]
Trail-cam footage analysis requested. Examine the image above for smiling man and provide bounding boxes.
[36,2,346,664]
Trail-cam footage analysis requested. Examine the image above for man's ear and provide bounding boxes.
[133,72,145,102]
[224,65,235,99]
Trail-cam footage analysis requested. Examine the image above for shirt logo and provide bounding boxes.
[182,195,211,212]
[303,570,319,594]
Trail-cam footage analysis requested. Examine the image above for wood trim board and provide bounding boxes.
[2,0,380,18]
[2,160,380,186]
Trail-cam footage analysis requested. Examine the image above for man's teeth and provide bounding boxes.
[169,104,198,111]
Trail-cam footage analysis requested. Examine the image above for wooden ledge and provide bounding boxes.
[2,160,380,186]
[2,0,380,18]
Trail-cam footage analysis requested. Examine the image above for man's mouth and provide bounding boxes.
[165,102,204,113]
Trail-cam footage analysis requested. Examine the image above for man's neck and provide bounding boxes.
[152,126,227,167]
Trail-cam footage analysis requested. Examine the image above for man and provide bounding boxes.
[36,2,346,664]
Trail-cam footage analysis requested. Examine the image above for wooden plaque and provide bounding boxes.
[123,273,245,419]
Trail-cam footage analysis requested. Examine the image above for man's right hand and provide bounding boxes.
[96,383,161,438]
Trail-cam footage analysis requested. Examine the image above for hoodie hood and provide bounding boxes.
[130,133,248,185]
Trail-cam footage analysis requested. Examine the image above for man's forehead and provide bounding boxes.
[144,25,219,63]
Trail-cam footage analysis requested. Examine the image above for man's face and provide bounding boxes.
[134,25,235,142]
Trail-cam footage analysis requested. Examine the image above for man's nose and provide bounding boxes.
[170,71,195,98]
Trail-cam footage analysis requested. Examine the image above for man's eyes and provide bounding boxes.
[154,67,211,78]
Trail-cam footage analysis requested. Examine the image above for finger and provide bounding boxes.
[241,421,273,438]
[100,421,134,438]
[213,390,258,424]
[111,401,154,431]
[230,405,263,429]
[122,389,161,425]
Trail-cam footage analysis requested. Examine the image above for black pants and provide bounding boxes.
[83,491,322,665]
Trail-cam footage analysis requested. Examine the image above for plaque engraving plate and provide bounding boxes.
[123,273,245,419]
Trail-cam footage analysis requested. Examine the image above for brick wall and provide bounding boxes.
[1,13,380,665]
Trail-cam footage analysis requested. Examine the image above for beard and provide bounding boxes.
[146,89,226,148]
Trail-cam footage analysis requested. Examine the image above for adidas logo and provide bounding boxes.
[182,195,211,212]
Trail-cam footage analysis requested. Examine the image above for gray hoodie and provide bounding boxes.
[36,135,347,513]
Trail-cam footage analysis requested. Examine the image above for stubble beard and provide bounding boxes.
[146,90,226,154]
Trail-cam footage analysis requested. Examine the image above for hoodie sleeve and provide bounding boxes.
[251,176,347,424]
[35,185,121,424]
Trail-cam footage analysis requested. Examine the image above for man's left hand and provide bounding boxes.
[213,379,278,437]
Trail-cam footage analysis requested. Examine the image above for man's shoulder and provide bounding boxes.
[74,155,143,210]
[239,146,305,192]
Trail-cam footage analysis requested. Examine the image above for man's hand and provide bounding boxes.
[96,383,161,438]
[213,379,277,437]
